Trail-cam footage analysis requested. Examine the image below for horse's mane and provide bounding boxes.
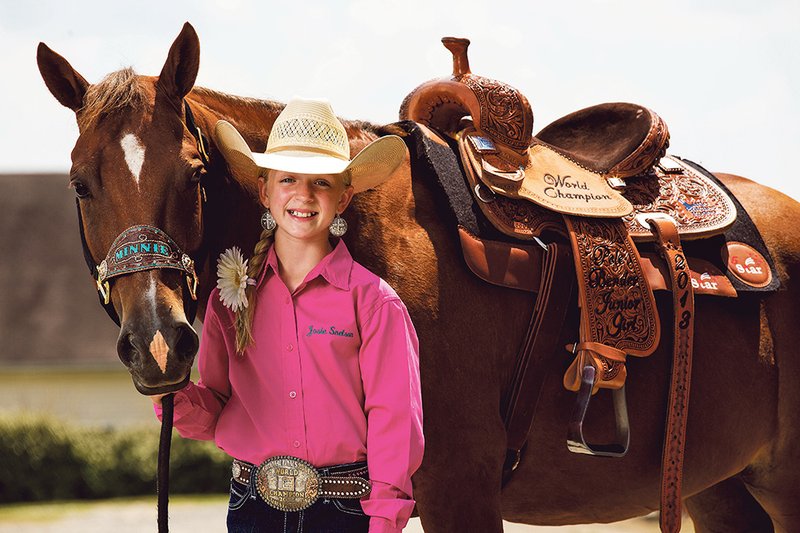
[191,86,384,136]
[77,68,384,136]
[191,86,281,113]
[78,68,145,130]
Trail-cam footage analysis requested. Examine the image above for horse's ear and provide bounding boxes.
[37,42,89,112]
[158,22,200,102]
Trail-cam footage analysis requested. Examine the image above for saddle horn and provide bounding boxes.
[399,37,534,167]
[442,37,471,76]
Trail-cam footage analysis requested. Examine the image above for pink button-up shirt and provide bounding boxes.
[155,240,424,532]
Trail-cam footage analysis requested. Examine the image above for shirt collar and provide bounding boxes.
[257,239,353,291]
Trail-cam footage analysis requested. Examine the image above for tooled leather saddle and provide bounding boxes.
[397,37,779,533]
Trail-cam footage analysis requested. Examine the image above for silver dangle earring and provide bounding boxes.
[260,209,277,236]
[329,214,348,237]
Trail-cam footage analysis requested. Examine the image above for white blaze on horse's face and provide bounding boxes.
[147,272,159,322]
[120,133,145,189]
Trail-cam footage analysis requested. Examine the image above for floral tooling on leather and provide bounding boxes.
[622,156,737,241]
[564,217,660,388]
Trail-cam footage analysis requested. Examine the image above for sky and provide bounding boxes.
[2,0,799,201]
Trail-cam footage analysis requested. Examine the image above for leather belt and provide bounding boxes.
[232,457,371,512]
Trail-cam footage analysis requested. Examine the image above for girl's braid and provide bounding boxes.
[234,228,273,353]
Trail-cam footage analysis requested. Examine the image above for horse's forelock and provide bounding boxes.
[78,67,147,130]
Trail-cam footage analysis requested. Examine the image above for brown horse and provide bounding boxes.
[37,23,800,532]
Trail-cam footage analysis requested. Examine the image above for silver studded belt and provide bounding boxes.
[232,456,371,512]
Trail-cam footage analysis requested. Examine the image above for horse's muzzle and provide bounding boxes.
[117,321,198,395]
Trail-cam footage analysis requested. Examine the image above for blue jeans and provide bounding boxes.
[226,461,370,533]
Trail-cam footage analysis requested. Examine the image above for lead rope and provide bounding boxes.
[156,101,206,532]
[158,394,175,532]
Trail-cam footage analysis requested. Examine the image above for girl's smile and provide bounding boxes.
[259,169,354,246]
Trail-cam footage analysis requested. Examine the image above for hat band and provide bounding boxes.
[265,144,350,161]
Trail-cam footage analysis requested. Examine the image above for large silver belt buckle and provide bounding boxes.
[255,456,321,512]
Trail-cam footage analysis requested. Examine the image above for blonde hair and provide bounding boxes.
[234,228,273,353]
[232,169,351,352]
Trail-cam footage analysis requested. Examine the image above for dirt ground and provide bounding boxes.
[0,496,694,532]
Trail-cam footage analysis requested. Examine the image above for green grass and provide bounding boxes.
[0,494,227,522]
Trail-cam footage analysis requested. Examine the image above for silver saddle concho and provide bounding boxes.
[232,456,371,512]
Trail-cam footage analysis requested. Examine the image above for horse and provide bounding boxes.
[37,23,800,532]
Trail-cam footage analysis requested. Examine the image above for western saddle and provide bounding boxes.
[399,37,755,532]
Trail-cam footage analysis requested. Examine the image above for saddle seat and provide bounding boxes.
[536,102,670,178]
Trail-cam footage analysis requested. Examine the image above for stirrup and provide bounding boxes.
[566,364,630,457]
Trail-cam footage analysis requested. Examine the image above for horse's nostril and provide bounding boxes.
[117,331,138,366]
[173,324,199,363]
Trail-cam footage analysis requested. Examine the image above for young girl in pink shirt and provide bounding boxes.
[153,98,423,533]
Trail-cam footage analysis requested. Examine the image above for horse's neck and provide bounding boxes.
[187,87,284,150]
[186,88,281,317]
[189,86,383,151]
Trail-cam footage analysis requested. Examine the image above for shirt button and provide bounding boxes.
[286,344,294,352]
[293,440,300,448]
[289,391,297,398]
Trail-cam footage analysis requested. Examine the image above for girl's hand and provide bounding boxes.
[149,393,168,406]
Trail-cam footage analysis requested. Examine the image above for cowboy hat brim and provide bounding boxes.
[215,120,406,193]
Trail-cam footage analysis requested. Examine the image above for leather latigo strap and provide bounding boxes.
[502,242,575,482]
[562,216,660,393]
[646,216,695,533]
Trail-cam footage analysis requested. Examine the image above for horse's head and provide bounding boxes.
[37,23,208,395]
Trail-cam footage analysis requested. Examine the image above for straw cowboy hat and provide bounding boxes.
[215,97,406,193]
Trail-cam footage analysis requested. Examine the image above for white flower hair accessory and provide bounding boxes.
[216,247,256,312]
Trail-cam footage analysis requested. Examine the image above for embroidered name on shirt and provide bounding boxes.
[306,325,354,338]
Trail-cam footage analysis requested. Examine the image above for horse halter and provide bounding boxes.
[76,100,211,326]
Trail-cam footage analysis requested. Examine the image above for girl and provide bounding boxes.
[153,98,424,533]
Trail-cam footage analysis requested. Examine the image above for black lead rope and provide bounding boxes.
[158,393,175,533]
[75,100,208,532]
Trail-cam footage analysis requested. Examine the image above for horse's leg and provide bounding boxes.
[738,282,800,533]
[410,256,530,533]
[685,475,773,533]
[717,174,800,533]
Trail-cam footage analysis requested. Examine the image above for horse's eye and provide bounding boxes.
[72,181,91,199]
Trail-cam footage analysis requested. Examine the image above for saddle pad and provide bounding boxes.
[679,159,782,293]
[622,155,737,241]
